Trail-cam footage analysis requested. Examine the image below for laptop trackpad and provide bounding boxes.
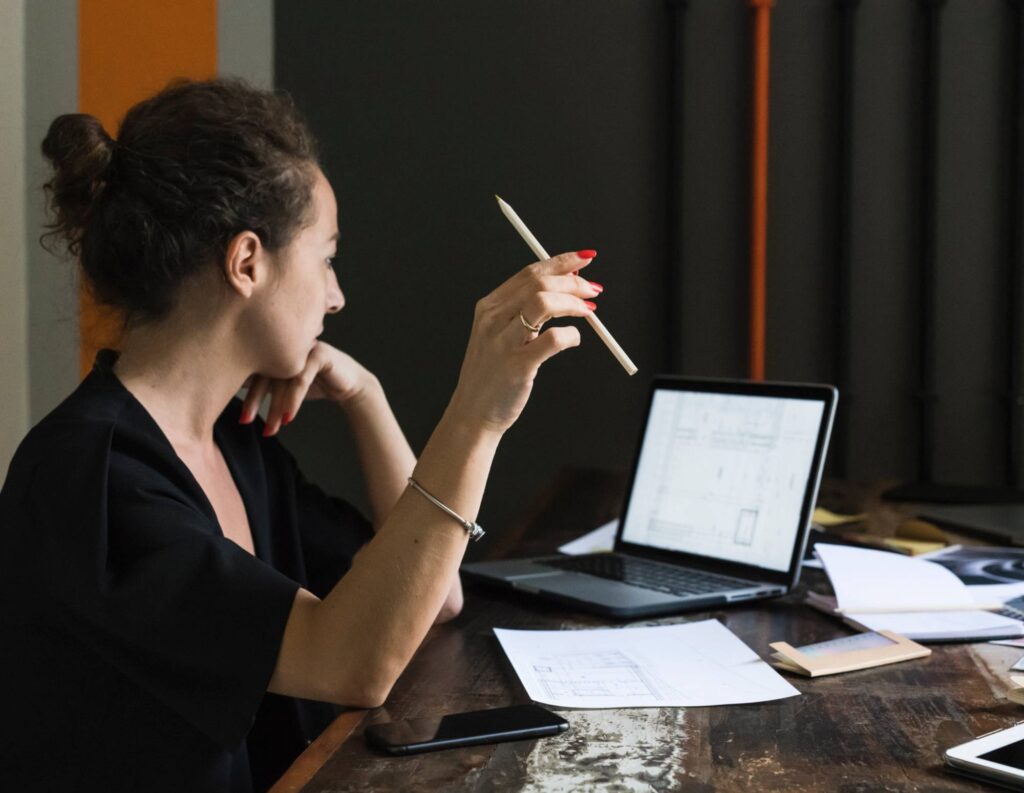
[521,572,682,608]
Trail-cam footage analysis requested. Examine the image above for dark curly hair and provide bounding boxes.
[41,77,320,323]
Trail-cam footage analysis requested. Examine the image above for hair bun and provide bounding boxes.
[41,113,115,255]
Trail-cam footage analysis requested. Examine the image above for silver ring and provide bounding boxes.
[519,311,543,333]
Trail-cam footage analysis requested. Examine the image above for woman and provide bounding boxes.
[0,78,602,792]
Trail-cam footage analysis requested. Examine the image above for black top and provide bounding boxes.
[0,351,374,792]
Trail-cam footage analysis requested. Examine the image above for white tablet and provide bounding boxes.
[944,722,1024,790]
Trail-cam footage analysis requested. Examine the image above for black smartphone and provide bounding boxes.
[363,704,569,756]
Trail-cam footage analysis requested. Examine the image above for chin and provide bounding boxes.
[258,336,318,379]
[260,355,306,381]
[289,355,311,378]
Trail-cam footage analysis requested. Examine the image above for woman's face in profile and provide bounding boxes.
[255,168,344,377]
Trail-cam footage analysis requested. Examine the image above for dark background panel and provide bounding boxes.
[276,0,667,551]
[844,0,921,481]
[677,0,749,378]
[932,0,1005,485]
[765,0,836,384]
[275,0,1024,545]
[1007,0,1024,488]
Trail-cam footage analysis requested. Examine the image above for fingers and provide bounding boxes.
[522,325,582,368]
[240,376,271,424]
[516,291,596,332]
[540,249,597,277]
[515,250,598,281]
[478,250,598,311]
[535,272,603,299]
[239,356,319,438]
[262,380,291,437]
[263,351,328,436]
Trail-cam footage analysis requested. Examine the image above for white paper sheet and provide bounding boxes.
[815,544,980,612]
[557,520,617,555]
[493,619,800,709]
[800,542,960,571]
[968,583,1024,604]
[807,590,1023,641]
[847,609,1023,641]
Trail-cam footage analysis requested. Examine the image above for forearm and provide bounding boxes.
[312,411,499,702]
[340,377,465,622]
[340,376,416,527]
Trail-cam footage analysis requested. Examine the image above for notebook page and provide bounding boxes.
[815,544,978,612]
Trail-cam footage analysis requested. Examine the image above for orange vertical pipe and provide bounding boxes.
[78,0,217,377]
[748,0,774,382]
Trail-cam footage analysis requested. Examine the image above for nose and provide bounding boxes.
[326,268,345,314]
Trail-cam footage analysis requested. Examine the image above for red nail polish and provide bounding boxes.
[282,413,292,426]
[577,249,597,260]
[588,281,604,293]
[262,424,274,437]
[584,300,597,311]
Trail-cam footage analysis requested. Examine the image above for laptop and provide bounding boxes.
[462,376,838,618]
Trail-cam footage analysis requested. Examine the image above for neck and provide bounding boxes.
[114,312,250,448]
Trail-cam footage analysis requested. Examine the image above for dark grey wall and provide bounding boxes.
[275,0,666,551]
[275,0,1024,547]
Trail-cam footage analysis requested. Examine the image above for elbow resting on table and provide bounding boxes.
[327,668,397,710]
[338,686,391,711]
[435,591,464,624]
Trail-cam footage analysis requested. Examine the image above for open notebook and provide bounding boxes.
[808,545,1024,642]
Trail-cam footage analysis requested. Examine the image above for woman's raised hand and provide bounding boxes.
[240,343,376,435]
[444,250,602,436]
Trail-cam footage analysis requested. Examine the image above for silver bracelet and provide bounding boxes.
[407,477,485,542]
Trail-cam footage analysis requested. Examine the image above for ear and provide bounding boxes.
[223,231,267,299]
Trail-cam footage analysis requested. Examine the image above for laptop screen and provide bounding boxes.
[620,388,826,573]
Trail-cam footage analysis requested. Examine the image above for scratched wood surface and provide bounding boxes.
[285,470,1024,792]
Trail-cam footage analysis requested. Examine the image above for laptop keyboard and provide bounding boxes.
[546,554,755,598]
[999,596,1024,622]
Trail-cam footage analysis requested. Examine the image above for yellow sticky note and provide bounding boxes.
[813,507,866,527]
[881,538,946,556]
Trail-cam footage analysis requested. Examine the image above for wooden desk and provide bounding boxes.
[273,470,1022,792]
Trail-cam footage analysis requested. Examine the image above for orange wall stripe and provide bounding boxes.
[77,0,217,377]
[749,0,774,382]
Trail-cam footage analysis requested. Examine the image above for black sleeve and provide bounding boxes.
[31,441,299,751]
[268,439,375,600]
